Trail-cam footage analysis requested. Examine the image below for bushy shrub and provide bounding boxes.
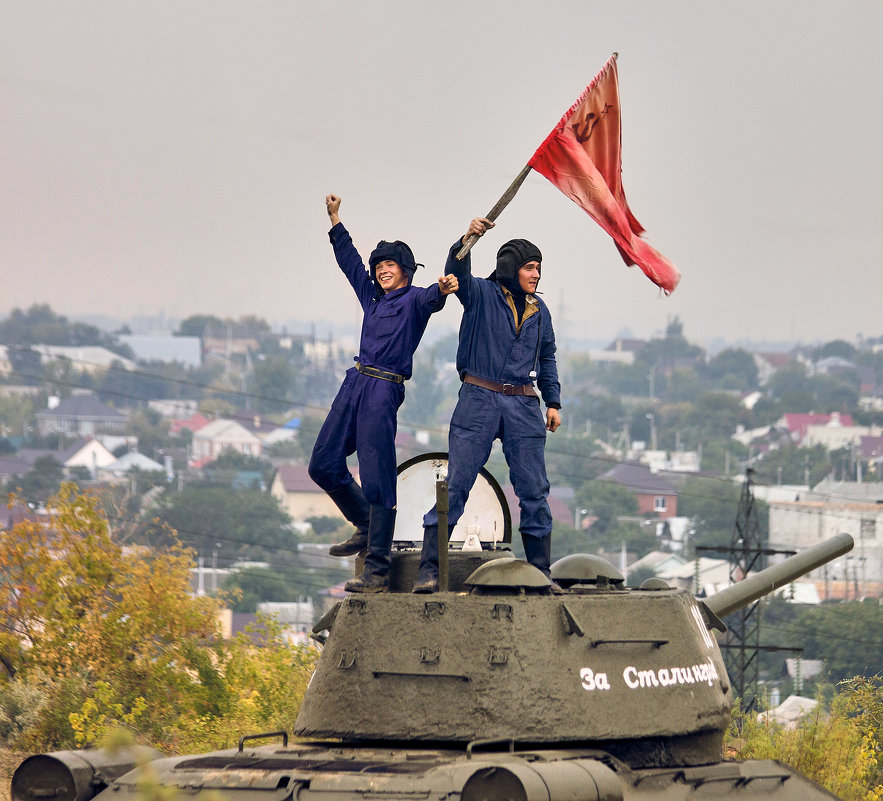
[729,677,883,800]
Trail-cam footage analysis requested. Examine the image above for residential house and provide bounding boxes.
[753,351,796,386]
[97,451,166,482]
[814,356,857,379]
[190,418,263,467]
[33,345,136,374]
[170,412,211,436]
[780,412,854,445]
[149,399,200,419]
[35,395,129,438]
[803,415,879,451]
[271,463,344,523]
[626,549,687,579]
[119,334,201,368]
[0,345,11,376]
[656,555,732,595]
[256,601,315,645]
[201,332,260,363]
[0,500,51,531]
[598,461,679,518]
[17,436,117,478]
[0,455,30,484]
[639,449,700,474]
[227,411,297,448]
[502,484,575,531]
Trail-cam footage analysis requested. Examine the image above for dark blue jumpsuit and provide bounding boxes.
[423,239,561,539]
[309,222,446,509]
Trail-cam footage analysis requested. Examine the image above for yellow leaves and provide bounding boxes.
[729,679,883,801]
[68,681,148,747]
[0,486,321,754]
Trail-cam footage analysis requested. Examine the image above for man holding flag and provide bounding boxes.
[413,217,562,593]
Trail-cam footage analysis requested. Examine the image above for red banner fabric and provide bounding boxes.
[528,54,681,294]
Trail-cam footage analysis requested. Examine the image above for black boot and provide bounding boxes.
[412,525,440,593]
[522,534,564,593]
[521,533,551,576]
[327,484,371,556]
[345,506,396,593]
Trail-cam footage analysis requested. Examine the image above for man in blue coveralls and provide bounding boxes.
[413,216,562,593]
[309,194,458,593]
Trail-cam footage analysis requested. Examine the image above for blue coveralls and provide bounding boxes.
[423,239,561,539]
[309,223,446,508]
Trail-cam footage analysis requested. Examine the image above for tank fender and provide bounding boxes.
[11,747,164,801]
[459,757,623,801]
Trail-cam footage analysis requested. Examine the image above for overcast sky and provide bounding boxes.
[2,1,881,350]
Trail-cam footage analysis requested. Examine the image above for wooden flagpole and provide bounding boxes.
[455,165,532,260]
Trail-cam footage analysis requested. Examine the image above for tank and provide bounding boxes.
[11,457,856,801]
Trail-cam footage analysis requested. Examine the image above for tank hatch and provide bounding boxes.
[550,554,625,588]
[463,557,551,590]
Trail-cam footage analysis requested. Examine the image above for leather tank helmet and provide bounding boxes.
[368,240,421,293]
[488,238,542,295]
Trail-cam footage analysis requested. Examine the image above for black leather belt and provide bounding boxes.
[355,362,405,384]
[463,373,537,397]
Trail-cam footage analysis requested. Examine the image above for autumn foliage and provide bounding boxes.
[0,485,317,752]
[729,677,883,800]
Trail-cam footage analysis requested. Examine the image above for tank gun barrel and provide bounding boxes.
[704,533,854,618]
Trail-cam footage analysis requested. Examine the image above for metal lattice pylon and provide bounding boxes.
[722,468,764,713]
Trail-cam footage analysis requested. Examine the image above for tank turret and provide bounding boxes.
[293,532,853,771]
[11,456,857,801]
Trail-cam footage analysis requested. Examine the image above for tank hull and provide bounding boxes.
[28,742,841,801]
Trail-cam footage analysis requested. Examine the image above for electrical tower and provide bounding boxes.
[722,468,765,711]
[696,468,798,714]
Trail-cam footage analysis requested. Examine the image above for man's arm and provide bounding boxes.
[410,274,459,316]
[325,194,375,310]
[444,217,494,307]
[536,305,562,432]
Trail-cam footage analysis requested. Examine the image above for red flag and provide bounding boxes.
[528,54,681,293]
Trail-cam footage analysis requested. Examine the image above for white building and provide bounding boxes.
[768,497,883,596]
[190,418,263,466]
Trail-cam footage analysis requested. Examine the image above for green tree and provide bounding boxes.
[126,407,170,460]
[676,476,764,551]
[686,391,748,441]
[705,348,759,389]
[813,339,858,361]
[752,443,829,486]
[177,314,225,337]
[204,448,275,487]
[575,480,639,535]
[251,354,295,413]
[0,394,39,441]
[767,363,817,411]
[15,455,65,505]
[149,486,295,562]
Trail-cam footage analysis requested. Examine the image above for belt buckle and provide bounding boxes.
[501,383,514,396]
